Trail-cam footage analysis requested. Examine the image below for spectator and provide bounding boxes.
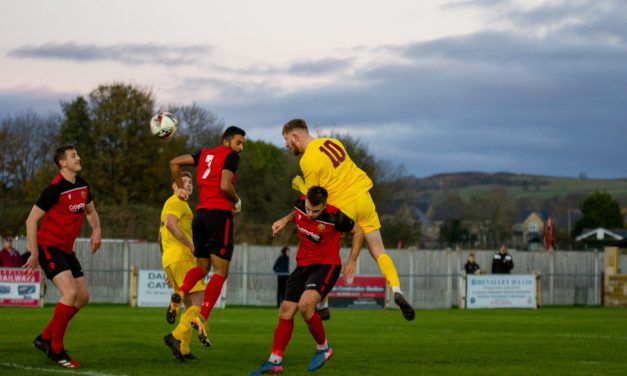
[492,244,514,274]
[0,237,22,267]
[273,246,291,307]
[464,253,481,275]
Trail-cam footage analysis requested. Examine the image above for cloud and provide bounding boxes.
[8,42,213,66]
[0,87,70,118]
[287,57,354,75]
[3,1,626,178]
[203,3,627,178]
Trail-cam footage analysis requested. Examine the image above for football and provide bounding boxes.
[150,111,178,139]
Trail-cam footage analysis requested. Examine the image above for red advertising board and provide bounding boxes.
[0,268,41,307]
[328,275,386,309]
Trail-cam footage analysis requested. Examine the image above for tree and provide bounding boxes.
[235,140,300,244]
[573,191,623,236]
[380,205,421,248]
[0,111,61,235]
[439,218,471,249]
[466,188,515,248]
[58,83,189,207]
[168,103,224,151]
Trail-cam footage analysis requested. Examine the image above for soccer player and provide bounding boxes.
[167,126,246,345]
[160,171,208,361]
[282,118,415,321]
[23,145,102,369]
[249,186,363,375]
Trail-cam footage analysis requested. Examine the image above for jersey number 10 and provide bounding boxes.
[319,140,346,168]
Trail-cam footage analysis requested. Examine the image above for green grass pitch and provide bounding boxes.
[1,305,626,375]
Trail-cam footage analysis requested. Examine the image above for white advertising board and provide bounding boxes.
[0,268,41,307]
[466,274,536,309]
[137,269,224,308]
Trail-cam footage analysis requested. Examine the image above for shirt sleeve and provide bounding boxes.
[334,210,355,233]
[301,156,321,189]
[85,181,93,204]
[192,150,202,166]
[163,199,183,220]
[223,151,240,173]
[35,184,60,212]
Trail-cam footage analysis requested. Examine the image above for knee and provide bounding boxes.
[75,291,90,309]
[298,300,316,317]
[212,265,229,279]
[279,302,297,320]
[60,288,78,306]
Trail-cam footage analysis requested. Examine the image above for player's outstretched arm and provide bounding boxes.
[291,175,308,195]
[272,212,295,237]
[343,223,364,284]
[85,202,101,254]
[169,154,194,201]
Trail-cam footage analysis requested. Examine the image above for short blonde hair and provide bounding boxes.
[282,118,309,135]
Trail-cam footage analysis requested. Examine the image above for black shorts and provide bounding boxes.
[38,245,84,280]
[284,264,341,303]
[192,208,234,261]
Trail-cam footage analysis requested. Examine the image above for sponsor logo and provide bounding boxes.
[68,202,86,213]
[296,225,321,243]
[306,283,317,288]
[0,285,11,294]
[18,285,36,295]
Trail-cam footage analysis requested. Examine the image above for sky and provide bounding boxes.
[1,0,626,179]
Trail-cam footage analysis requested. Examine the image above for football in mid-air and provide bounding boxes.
[150,111,178,139]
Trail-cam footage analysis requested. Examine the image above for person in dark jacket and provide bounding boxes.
[273,246,290,307]
[492,244,514,274]
[464,253,481,275]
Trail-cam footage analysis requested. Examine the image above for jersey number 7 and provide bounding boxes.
[201,154,214,179]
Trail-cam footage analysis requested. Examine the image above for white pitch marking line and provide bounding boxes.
[1,362,127,376]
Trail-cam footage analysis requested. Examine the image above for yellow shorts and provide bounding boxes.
[339,192,381,234]
[164,260,205,294]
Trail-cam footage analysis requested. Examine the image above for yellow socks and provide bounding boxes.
[376,254,401,289]
[172,305,200,354]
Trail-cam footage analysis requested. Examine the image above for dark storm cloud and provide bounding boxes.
[8,42,212,66]
[4,2,626,178]
[206,2,627,178]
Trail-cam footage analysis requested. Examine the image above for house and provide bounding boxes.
[513,212,548,251]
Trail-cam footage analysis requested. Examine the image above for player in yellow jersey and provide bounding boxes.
[282,118,415,321]
[160,171,209,361]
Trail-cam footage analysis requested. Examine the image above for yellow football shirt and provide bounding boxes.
[160,194,195,268]
[300,137,373,210]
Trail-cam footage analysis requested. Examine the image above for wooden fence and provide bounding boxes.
[7,238,603,308]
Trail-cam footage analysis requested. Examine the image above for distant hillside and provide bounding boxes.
[407,172,627,202]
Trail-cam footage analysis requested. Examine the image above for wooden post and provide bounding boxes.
[129,265,138,307]
[533,270,542,308]
[604,246,619,307]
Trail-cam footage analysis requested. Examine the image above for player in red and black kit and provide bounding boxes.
[23,145,102,369]
[165,126,246,357]
[249,186,363,375]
